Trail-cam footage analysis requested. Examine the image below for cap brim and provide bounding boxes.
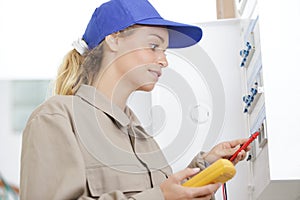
[136,18,202,48]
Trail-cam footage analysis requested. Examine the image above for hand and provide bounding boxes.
[202,138,251,165]
[160,168,221,200]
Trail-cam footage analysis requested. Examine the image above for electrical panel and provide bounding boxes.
[236,0,300,199]
[239,17,267,161]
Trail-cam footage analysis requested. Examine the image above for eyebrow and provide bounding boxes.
[149,34,165,43]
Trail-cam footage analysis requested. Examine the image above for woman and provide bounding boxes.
[20,0,249,199]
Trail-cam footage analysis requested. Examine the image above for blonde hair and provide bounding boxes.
[54,43,104,95]
[54,25,139,95]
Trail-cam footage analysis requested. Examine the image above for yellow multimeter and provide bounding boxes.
[182,159,236,187]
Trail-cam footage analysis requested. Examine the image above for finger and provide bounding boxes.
[194,194,212,200]
[245,145,252,152]
[174,168,201,182]
[237,150,246,161]
[202,195,213,200]
[228,138,248,148]
[232,150,246,164]
[221,145,240,158]
[189,183,221,198]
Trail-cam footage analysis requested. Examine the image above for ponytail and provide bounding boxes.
[54,42,104,95]
[54,49,85,95]
[53,25,138,96]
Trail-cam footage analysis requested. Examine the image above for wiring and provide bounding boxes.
[222,183,228,200]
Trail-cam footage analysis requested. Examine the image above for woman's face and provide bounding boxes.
[112,25,169,92]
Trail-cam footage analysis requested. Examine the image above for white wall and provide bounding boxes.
[258,0,300,181]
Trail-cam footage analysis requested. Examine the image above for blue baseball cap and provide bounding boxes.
[82,0,203,49]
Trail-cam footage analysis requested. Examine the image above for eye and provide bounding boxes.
[150,43,159,51]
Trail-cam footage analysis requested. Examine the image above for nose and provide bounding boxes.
[157,52,168,68]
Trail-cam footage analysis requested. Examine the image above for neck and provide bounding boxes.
[93,67,134,111]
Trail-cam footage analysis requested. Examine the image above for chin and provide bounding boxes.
[137,83,156,92]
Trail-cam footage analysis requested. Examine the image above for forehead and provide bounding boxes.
[127,25,169,43]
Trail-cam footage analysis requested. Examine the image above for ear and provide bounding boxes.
[105,34,119,52]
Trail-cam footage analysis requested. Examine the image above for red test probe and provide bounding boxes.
[223,131,261,200]
[229,131,260,162]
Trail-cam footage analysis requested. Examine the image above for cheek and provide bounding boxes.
[114,49,158,90]
[127,49,152,65]
[118,50,153,74]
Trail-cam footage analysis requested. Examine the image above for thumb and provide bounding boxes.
[173,168,201,182]
[223,145,240,157]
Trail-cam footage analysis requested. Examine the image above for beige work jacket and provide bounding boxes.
[20,84,209,200]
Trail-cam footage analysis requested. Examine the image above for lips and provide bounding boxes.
[149,69,162,79]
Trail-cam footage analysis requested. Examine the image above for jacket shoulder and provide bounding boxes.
[27,95,74,122]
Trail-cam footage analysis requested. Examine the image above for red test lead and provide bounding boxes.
[229,131,260,162]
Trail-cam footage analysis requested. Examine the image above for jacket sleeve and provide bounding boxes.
[20,113,165,200]
[187,152,209,171]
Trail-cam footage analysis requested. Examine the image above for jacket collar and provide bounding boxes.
[75,84,142,129]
